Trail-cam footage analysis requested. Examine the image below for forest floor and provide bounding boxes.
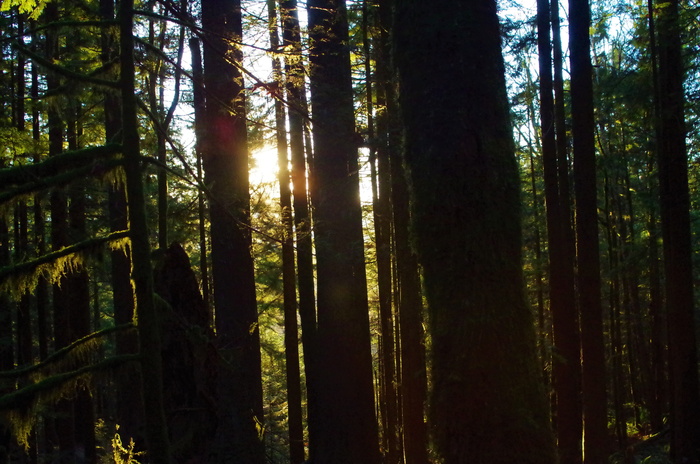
[609,429,671,464]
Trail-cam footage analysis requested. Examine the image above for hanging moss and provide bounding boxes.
[0,354,140,448]
[0,230,129,299]
[0,323,135,380]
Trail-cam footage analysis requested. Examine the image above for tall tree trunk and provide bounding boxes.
[101,0,142,443]
[306,1,380,462]
[537,0,582,461]
[119,0,172,459]
[394,1,556,462]
[654,0,700,460]
[279,1,320,457]
[375,2,428,462]
[64,103,97,463]
[645,0,667,435]
[200,0,264,459]
[267,2,304,462]
[569,0,608,461]
[46,3,76,458]
[189,37,211,324]
[363,3,398,461]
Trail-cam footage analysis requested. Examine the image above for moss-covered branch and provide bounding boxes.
[0,323,136,380]
[0,157,125,211]
[0,143,121,187]
[0,354,141,448]
[0,230,130,298]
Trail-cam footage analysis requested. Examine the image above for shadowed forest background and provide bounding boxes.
[0,0,700,462]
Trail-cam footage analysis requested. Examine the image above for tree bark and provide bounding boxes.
[279,0,321,457]
[394,1,556,462]
[267,1,304,461]
[306,0,380,462]
[568,0,608,461]
[119,0,172,459]
[537,0,582,461]
[200,0,264,459]
[654,0,700,460]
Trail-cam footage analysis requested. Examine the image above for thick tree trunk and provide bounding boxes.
[394,1,556,462]
[306,1,380,462]
[654,0,700,460]
[200,0,264,459]
[374,3,428,462]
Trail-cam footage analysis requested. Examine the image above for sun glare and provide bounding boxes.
[250,145,280,186]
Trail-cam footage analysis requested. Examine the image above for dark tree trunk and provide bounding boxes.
[393,1,556,462]
[200,0,264,459]
[375,2,428,462]
[306,1,380,462]
[537,0,582,461]
[45,4,76,458]
[154,243,216,462]
[189,37,211,323]
[101,0,142,443]
[119,0,172,459]
[569,0,608,461]
[65,104,97,463]
[363,3,399,461]
[654,0,700,460]
[279,0,320,457]
[267,2,304,462]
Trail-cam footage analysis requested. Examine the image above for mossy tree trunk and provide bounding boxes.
[119,0,171,460]
[393,1,556,462]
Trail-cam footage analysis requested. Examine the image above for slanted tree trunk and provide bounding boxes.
[306,0,380,462]
[393,1,556,462]
[189,37,211,324]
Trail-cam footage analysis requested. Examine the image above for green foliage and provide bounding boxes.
[0,0,49,19]
[110,426,146,464]
[0,336,139,449]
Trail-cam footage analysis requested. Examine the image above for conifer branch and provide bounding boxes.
[0,230,130,297]
[0,143,122,186]
[14,42,120,89]
[0,323,136,379]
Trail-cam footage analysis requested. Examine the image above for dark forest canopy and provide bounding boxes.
[0,0,699,462]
